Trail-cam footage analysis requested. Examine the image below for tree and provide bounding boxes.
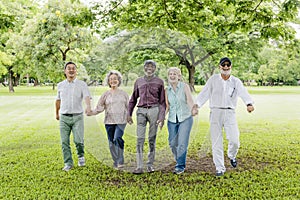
[18,0,95,89]
[0,0,39,92]
[93,0,300,88]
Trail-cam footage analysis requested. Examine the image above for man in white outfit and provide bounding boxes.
[195,57,254,176]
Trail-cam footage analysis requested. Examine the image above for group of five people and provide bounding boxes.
[55,57,254,177]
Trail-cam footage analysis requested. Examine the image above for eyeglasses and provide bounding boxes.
[221,63,231,67]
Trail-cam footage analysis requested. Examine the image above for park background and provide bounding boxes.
[1,0,300,199]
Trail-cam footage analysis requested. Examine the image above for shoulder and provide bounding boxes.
[57,80,65,88]
[119,89,129,97]
[206,74,218,83]
[231,76,243,84]
[154,77,164,84]
[76,79,88,85]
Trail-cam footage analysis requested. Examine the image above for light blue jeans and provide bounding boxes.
[167,116,193,171]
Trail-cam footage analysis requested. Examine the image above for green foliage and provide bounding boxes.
[15,0,94,85]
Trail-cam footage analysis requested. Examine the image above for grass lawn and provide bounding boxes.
[0,85,299,199]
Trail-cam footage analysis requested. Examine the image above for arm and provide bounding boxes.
[84,96,92,115]
[165,89,169,115]
[184,83,198,116]
[91,93,107,115]
[184,83,194,111]
[55,100,60,120]
[127,81,139,124]
[236,79,254,113]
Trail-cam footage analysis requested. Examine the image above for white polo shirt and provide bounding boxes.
[56,79,91,114]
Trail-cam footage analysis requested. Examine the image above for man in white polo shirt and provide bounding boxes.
[195,57,254,177]
[55,61,92,172]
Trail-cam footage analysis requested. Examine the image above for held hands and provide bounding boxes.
[247,105,254,113]
[85,107,94,116]
[191,104,199,116]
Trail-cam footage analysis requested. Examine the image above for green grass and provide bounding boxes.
[0,85,300,199]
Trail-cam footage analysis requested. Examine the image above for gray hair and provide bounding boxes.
[105,70,123,87]
[144,60,156,68]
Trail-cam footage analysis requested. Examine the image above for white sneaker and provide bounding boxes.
[78,157,85,167]
[62,165,73,172]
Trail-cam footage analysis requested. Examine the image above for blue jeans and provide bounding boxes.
[167,116,193,171]
[105,124,126,166]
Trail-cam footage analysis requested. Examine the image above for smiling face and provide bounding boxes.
[168,67,181,85]
[144,63,156,77]
[108,74,119,89]
[64,63,77,80]
[219,61,232,76]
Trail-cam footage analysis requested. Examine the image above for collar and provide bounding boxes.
[66,78,77,83]
[219,74,232,82]
[168,82,181,91]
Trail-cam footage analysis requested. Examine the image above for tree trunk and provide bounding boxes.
[52,83,55,90]
[188,66,196,92]
[8,67,14,93]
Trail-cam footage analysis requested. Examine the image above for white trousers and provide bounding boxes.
[210,108,240,172]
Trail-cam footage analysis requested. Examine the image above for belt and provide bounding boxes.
[139,105,159,109]
[218,107,233,110]
[62,113,83,117]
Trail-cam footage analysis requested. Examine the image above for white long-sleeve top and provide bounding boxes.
[196,74,253,109]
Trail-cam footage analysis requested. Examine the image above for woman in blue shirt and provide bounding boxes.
[165,67,198,174]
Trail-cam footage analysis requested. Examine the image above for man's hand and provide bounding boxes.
[247,105,254,113]
[127,116,133,125]
[85,107,92,116]
[56,114,59,121]
[156,119,164,130]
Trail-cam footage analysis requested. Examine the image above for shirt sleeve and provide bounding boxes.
[158,82,166,121]
[196,77,211,108]
[56,82,61,100]
[128,81,139,117]
[82,82,91,99]
[93,92,107,114]
[236,79,254,105]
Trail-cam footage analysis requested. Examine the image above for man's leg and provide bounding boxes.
[60,115,73,166]
[210,109,226,173]
[224,110,240,161]
[136,108,147,169]
[147,107,159,168]
[72,114,85,159]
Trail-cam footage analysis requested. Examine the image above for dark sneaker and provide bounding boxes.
[216,171,224,177]
[78,157,85,167]
[230,158,237,168]
[62,165,73,172]
[173,169,184,175]
[133,168,143,174]
[147,166,155,173]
